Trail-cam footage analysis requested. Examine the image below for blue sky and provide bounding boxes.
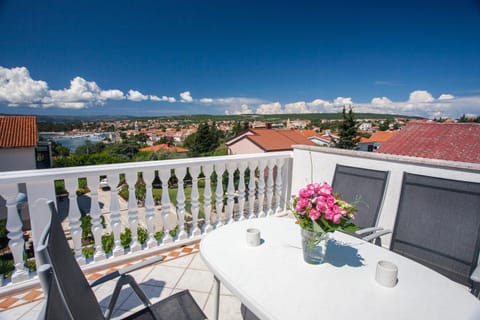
[0,0,479,118]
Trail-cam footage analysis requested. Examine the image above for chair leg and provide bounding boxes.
[104,274,151,320]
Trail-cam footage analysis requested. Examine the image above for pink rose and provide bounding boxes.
[325,195,336,207]
[319,182,332,195]
[298,188,311,199]
[308,208,321,221]
[332,213,342,224]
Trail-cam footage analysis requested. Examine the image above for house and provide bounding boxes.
[358,131,398,152]
[225,128,316,155]
[376,122,480,164]
[139,144,189,154]
[0,115,51,172]
[297,130,337,147]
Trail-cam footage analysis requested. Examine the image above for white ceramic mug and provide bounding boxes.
[375,260,398,287]
[246,228,261,247]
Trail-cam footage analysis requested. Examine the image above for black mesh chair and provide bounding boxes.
[391,173,480,296]
[332,165,391,242]
[36,200,207,320]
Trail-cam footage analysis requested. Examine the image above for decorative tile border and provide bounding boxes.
[0,243,200,312]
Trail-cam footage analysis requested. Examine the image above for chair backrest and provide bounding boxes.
[43,201,104,319]
[391,173,480,286]
[331,165,389,229]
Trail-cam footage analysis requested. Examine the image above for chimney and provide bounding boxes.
[265,122,272,129]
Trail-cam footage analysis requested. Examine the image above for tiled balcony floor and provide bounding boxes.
[0,243,243,320]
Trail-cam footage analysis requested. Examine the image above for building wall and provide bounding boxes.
[228,138,264,155]
[0,148,36,172]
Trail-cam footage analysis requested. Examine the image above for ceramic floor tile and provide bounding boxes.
[94,281,134,308]
[0,300,41,320]
[175,269,214,293]
[146,264,185,288]
[118,284,172,312]
[189,253,210,271]
[204,293,243,320]
[160,254,194,268]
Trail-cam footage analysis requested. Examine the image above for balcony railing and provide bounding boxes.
[2,145,480,296]
[0,152,293,290]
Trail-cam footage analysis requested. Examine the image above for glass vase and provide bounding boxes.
[301,228,330,264]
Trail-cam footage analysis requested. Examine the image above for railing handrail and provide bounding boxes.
[0,151,293,184]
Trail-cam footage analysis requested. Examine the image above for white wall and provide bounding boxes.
[0,148,36,172]
[228,138,264,155]
[291,145,480,247]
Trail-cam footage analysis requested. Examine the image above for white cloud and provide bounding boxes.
[200,98,213,103]
[438,94,454,100]
[256,102,282,114]
[180,91,193,102]
[100,89,124,100]
[150,95,176,102]
[0,66,49,105]
[371,97,392,106]
[307,99,332,109]
[408,90,434,103]
[150,95,161,101]
[127,89,149,102]
[333,97,353,107]
[284,101,309,113]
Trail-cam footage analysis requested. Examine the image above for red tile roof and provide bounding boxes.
[231,129,316,152]
[360,131,398,143]
[376,122,480,164]
[0,116,37,148]
[140,144,189,153]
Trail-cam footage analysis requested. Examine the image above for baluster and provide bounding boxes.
[202,165,214,233]
[214,163,225,227]
[266,160,275,216]
[275,159,285,215]
[64,178,86,265]
[86,176,106,262]
[159,169,173,244]
[107,173,124,257]
[190,166,202,236]
[175,167,188,241]
[125,172,141,252]
[225,162,236,224]
[143,170,157,248]
[247,160,257,219]
[237,162,247,221]
[257,160,267,218]
[3,188,28,283]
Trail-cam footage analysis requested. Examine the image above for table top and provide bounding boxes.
[200,217,480,320]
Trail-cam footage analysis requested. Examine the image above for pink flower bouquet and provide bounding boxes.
[293,182,358,233]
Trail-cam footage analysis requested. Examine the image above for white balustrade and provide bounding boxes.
[214,163,225,227]
[274,159,285,215]
[190,166,202,236]
[64,178,86,265]
[175,167,188,241]
[159,169,173,244]
[266,160,275,216]
[0,152,292,288]
[202,165,214,234]
[107,173,124,257]
[143,170,157,248]
[257,160,267,218]
[86,176,106,261]
[125,172,141,252]
[225,162,236,224]
[247,160,257,219]
[237,162,247,221]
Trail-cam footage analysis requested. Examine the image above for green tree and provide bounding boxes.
[334,106,360,150]
[378,119,391,131]
[184,122,220,156]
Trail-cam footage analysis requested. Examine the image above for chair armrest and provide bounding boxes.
[90,255,164,287]
[362,229,392,243]
[354,227,384,236]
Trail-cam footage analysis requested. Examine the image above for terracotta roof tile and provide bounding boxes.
[0,116,37,148]
[360,131,398,143]
[247,129,316,151]
[377,122,480,164]
[140,144,189,153]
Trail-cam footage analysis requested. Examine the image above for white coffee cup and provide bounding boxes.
[375,260,398,287]
[246,228,261,247]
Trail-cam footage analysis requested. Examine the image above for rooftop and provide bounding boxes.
[226,128,316,151]
[0,116,37,148]
[377,122,480,164]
